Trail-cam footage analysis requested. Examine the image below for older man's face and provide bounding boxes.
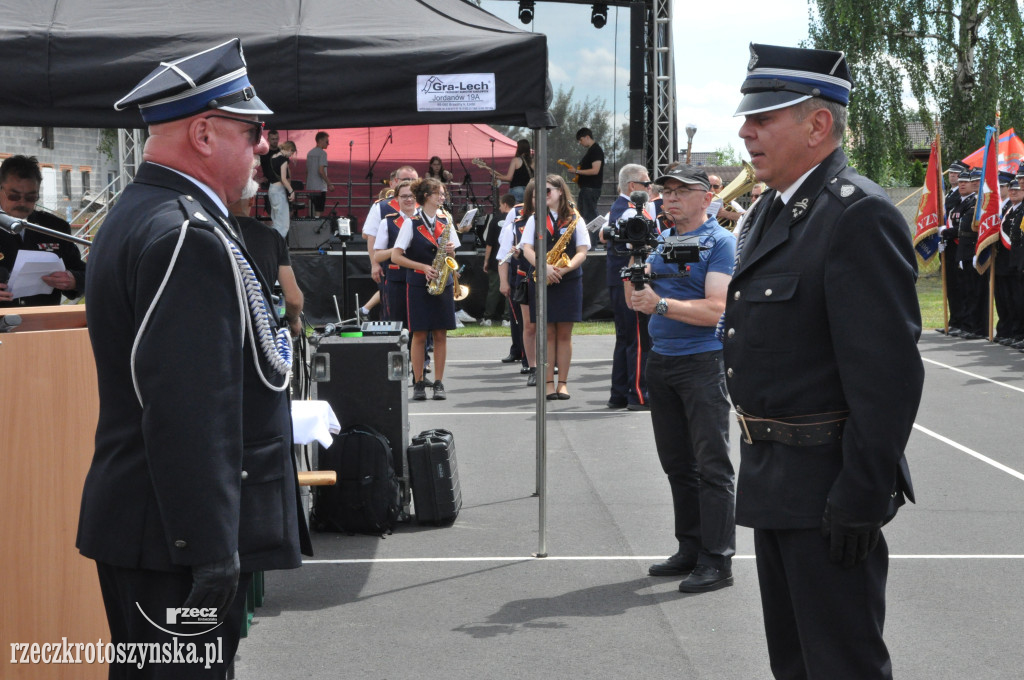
[0,175,40,219]
[739,105,818,192]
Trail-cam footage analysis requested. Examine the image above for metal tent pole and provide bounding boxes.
[533,128,548,559]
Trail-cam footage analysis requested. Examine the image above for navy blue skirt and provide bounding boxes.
[528,272,583,324]
[383,276,407,326]
[406,271,456,331]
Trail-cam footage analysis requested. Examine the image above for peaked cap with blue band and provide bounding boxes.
[734,43,852,117]
[114,38,272,124]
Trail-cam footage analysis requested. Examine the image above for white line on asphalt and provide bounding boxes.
[913,423,1024,482]
[302,554,1024,565]
[922,356,1024,394]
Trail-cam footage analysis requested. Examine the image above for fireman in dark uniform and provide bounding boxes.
[954,169,986,338]
[725,43,924,680]
[938,160,967,334]
[996,178,1024,345]
[77,39,311,679]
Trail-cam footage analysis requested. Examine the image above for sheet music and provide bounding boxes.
[458,208,478,230]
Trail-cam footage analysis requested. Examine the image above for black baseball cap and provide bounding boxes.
[654,165,711,191]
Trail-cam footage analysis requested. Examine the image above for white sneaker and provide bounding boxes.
[456,309,477,323]
[502,320,511,328]
[480,319,493,327]
[455,318,465,329]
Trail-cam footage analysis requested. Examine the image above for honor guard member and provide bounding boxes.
[602,164,654,410]
[996,178,1024,345]
[726,44,924,680]
[938,160,968,334]
[77,39,311,679]
[955,169,986,338]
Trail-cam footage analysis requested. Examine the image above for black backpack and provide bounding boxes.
[313,425,400,536]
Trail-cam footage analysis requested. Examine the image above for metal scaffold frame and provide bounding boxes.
[649,0,675,175]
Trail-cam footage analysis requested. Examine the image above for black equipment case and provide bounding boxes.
[407,428,462,525]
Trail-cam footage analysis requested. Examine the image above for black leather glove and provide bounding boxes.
[820,502,881,568]
[183,551,240,620]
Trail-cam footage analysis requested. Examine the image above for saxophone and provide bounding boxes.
[427,210,458,296]
[533,211,576,282]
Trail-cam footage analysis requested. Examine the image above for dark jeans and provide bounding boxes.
[577,186,602,224]
[647,349,735,569]
[754,528,892,680]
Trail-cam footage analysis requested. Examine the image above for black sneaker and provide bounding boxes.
[413,381,427,401]
[432,380,447,400]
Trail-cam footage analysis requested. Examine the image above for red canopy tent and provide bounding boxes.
[280,123,518,221]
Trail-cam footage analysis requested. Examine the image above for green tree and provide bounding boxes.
[809,0,1024,183]
[708,144,742,166]
[494,85,628,182]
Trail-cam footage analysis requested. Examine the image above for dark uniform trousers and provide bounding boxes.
[609,284,650,406]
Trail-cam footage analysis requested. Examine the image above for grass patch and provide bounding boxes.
[450,274,952,338]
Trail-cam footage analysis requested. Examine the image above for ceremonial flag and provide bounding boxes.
[913,135,944,264]
[962,127,1024,173]
[974,126,1003,274]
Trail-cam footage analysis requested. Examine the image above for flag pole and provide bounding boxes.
[989,109,1000,341]
[935,128,949,334]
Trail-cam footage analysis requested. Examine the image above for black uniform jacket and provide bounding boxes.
[0,210,86,307]
[723,149,924,530]
[78,163,310,573]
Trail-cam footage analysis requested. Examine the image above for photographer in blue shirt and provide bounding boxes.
[625,165,737,593]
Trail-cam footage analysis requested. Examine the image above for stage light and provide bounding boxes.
[518,1,535,24]
[591,3,608,29]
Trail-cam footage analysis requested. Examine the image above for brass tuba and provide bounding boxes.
[714,161,757,230]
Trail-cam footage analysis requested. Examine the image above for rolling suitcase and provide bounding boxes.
[407,428,462,525]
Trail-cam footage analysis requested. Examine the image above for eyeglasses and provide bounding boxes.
[207,114,265,146]
[398,193,416,200]
[1,188,39,203]
[632,180,652,187]
[661,186,707,198]
[546,187,556,195]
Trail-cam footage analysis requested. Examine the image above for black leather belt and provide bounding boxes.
[735,408,849,447]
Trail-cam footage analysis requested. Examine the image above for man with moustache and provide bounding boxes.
[724,44,923,679]
[0,155,86,306]
[78,39,310,678]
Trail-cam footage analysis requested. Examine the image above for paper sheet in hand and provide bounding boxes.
[459,208,478,229]
[8,250,63,298]
[585,214,607,234]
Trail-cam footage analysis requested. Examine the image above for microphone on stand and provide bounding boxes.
[448,130,452,146]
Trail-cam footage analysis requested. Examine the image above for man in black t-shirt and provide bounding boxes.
[574,127,605,223]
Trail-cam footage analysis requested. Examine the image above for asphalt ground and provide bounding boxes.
[235,333,1024,680]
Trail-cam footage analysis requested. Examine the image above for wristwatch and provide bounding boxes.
[655,298,669,316]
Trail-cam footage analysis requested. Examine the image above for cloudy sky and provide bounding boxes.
[479,0,811,158]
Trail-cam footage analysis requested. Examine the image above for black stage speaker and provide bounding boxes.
[288,218,332,249]
[314,334,411,512]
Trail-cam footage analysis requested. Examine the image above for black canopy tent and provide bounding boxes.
[0,0,553,129]
[0,0,560,558]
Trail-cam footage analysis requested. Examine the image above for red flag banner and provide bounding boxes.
[913,135,943,264]
[974,126,1002,274]
[962,127,1024,173]
[913,135,942,262]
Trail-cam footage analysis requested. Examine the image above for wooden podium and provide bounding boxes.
[0,306,107,679]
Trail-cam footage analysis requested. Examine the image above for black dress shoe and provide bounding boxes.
[648,552,696,577]
[627,403,650,412]
[677,564,733,593]
[606,400,628,409]
[959,331,984,340]
[501,353,521,363]
[520,366,532,374]
[526,369,537,387]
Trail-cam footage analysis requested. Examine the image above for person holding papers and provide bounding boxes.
[0,155,86,307]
